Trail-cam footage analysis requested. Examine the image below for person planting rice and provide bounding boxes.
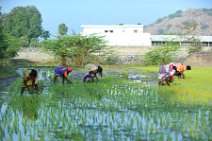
[158,63,176,86]
[173,63,191,79]
[96,65,103,77]
[53,66,73,84]
[21,69,39,95]
[84,64,99,82]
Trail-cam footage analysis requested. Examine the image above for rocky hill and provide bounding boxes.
[144,8,212,36]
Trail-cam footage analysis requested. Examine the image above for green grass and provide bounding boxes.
[117,65,212,104]
[158,67,212,104]
[0,60,19,79]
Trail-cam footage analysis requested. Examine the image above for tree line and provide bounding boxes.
[0,6,46,58]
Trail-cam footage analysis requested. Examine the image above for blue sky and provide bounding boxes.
[0,0,211,36]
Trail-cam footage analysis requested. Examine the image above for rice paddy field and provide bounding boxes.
[0,66,211,141]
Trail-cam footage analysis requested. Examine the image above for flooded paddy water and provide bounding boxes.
[0,67,211,141]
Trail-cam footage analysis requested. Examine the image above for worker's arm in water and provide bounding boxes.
[32,79,36,88]
[62,71,72,84]
[94,73,98,82]
[23,75,31,90]
[21,76,30,95]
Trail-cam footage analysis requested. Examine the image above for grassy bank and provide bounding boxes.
[159,67,212,104]
[0,59,20,79]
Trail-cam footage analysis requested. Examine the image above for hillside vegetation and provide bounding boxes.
[144,8,212,36]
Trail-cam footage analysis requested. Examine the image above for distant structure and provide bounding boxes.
[81,24,212,47]
[151,35,212,47]
[81,24,151,46]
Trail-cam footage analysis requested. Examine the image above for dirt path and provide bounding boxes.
[13,48,55,63]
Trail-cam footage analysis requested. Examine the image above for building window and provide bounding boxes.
[134,30,138,33]
[104,30,108,33]
[110,30,113,33]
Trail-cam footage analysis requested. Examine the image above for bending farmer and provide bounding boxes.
[83,65,98,82]
[53,66,73,84]
[21,69,38,95]
[173,63,191,79]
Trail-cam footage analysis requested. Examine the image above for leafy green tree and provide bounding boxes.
[43,35,75,66]
[43,34,107,66]
[0,7,21,58]
[168,10,182,19]
[3,6,43,45]
[144,40,180,65]
[71,34,107,66]
[29,38,39,47]
[19,36,29,47]
[0,7,8,58]
[4,34,21,57]
[58,23,68,36]
[40,30,50,40]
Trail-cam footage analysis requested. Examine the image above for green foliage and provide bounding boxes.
[29,38,39,47]
[168,10,182,19]
[58,23,68,36]
[155,18,163,24]
[106,54,119,65]
[4,34,21,57]
[0,35,8,58]
[43,34,107,66]
[200,23,209,30]
[70,34,107,66]
[42,36,74,63]
[188,38,202,54]
[179,20,202,55]
[182,20,190,26]
[166,24,172,30]
[144,41,180,65]
[19,36,29,47]
[0,8,8,58]
[3,6,43,45]
[202,8,212,16]
[40,30,50,40]
[157,28,165,35]
[1,9,21,58]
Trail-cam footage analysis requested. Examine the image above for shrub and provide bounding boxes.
[168,10,182,19]
[106,54,119,65]
[200,23,209,30]
[202,8,212,16]
[157,29,165,35]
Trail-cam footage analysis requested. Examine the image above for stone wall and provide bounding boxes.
[111,46,212,66]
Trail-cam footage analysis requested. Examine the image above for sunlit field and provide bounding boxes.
[0,66,211,141]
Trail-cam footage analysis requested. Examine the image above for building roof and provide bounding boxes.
[151,35,212,42]
[81,24,144,29]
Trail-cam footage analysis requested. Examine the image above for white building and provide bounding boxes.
[81,24,151,46]
[151,35,212,47]
[81,24,212,47]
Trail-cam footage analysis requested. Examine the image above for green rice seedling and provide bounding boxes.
[13,114,19,134]
[18,132,23,141]
[158,67,212,105]
[0,124,4,141]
